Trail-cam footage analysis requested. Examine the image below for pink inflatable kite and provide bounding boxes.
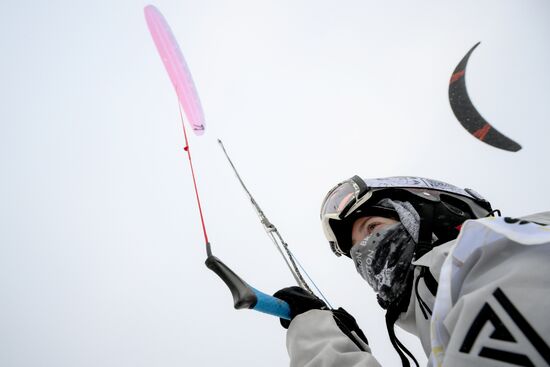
[144,5,205,135]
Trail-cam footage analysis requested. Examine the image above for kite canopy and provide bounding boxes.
[449,42,521,152]
[144,5,205,135]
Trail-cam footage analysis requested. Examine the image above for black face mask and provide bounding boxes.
[350,222,416,308]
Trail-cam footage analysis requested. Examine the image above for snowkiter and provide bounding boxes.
[274,176,550,367]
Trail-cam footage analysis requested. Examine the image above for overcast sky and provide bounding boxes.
[1,1,549,366]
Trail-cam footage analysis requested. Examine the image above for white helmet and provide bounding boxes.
[320,176,493,257]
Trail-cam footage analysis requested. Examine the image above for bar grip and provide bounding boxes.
[205,255,291,320]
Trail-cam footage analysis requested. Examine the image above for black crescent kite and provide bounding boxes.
[449,42,522,152]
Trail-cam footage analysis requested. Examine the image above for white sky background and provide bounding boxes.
[1,0,549,366]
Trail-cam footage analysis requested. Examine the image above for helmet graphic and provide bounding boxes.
[320,176,493,258]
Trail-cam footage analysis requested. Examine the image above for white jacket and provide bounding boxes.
[286,212,550,366]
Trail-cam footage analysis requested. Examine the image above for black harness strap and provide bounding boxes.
[385,273,420,367]
[422,267,438,296]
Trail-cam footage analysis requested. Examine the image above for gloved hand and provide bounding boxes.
[273,287,369,350]
[331,307,369,349]
[273,286,328,328]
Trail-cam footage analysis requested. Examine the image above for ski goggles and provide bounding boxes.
[320,175,369,221]
[320,176,377,257]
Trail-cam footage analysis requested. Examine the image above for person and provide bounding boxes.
[274,175,550,367]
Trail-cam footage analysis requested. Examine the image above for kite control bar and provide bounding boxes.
[205,243,291,320]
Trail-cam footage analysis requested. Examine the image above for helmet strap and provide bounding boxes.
[414,202,435,260]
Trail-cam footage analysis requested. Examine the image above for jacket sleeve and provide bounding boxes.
[436,219,550,366]
[286,309,382,367]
